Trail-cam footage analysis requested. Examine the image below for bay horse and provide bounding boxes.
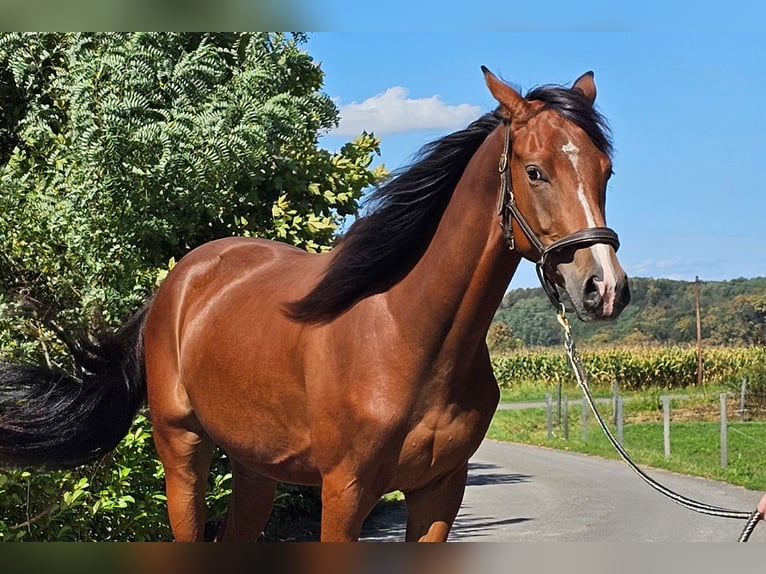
[0,68,630,541]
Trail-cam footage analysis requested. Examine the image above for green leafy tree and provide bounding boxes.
[0,32,384,364]
[733,294,766,345]
[0,32,383,541]
[486,321,523,355]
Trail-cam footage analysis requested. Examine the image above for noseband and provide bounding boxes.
[496,121,621,308]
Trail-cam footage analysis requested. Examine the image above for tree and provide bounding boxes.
[486,321,523,355]
[0,32,384,541]
[0,32,384,365]
[495,277,766,347]
[733,294,766,345]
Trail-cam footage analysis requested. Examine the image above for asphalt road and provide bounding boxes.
[360,440,766,542]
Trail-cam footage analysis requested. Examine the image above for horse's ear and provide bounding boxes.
[572,71,597,105]
[482,66,530,125]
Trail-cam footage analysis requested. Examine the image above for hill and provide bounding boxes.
[492,276,766,349]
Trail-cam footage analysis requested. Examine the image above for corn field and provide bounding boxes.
[491,346,766,390]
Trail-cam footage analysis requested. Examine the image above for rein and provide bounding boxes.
[496,121,621,308]
[556,307,762,542]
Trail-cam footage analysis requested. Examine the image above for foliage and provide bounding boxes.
[0,413,172,541]
[486,321,523,354]
[492,345,766,391]
[0,32,384,364]
[724,352,766,417]
[496,276,766,347]
[488,386,766,490]
[0,414,320,541]
[0,32,382,542]
[488,409,766,491]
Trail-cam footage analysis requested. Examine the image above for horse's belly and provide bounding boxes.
[191,390,322,485]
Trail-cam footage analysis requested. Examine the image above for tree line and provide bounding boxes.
[490,276,766,351]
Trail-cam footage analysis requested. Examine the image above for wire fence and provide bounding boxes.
[526,380,766,470]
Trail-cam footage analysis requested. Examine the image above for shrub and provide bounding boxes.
[0,412,322,541]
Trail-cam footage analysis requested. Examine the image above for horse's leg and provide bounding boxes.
[216,462,277,542]
[319,469,383,541]
[403,463,469,542]
[153,422,216,542]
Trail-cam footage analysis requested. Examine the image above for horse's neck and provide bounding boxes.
[386,129,521,362]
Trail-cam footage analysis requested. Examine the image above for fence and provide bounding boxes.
[538,380,764,469]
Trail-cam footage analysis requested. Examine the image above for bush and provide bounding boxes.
[0,412,321,541]
[0,32,384,365]
[0,32,373,541]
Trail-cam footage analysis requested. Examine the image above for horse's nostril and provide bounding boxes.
[582,275,603,312]
[584,275,600,296]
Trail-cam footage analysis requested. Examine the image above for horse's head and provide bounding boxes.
[483,67,630,322]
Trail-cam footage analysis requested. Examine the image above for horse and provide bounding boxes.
[0,67,630,541]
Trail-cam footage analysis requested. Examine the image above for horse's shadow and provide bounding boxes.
[465,461,531,486]
[359,461,531,541]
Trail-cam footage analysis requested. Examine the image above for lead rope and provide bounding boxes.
[555,306,762,542]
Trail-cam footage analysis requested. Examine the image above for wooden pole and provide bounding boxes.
[695,276,703,385]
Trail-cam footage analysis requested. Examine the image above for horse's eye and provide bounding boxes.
[526,166,544,182]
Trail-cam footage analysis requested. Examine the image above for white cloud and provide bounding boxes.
[330,86,482,137]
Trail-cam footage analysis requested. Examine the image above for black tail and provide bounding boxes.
[0,303,151,469]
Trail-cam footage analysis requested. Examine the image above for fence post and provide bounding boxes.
[546,393,552,439]
[721,393,728,469]
[556,381,562,426]
[612,379,619,425]
[616,395,623,445]
[740,378,747,422]
[563,396,569,440]
[663,395,671,459]
[581,397,588,441]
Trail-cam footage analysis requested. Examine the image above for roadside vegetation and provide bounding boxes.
[489,376,766,491]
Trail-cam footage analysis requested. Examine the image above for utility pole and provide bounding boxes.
[695,276,703,385]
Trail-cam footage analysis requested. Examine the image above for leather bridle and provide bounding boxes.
[496,120,621,308]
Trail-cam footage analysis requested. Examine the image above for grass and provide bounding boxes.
[497,379,618,402]
[491,382,766,491]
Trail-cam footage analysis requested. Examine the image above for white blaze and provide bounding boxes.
[561,140,618,314]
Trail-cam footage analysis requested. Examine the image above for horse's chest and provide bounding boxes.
[394,402,493,490]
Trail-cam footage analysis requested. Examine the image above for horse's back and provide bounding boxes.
[147,236,319,346]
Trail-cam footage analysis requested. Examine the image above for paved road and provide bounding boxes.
[360,440,766,542]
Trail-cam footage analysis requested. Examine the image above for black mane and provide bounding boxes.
[286,82,612,324]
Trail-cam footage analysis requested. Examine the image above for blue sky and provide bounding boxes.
[307,29,766,289]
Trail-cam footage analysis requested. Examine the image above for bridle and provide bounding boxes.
[496,120,621,309]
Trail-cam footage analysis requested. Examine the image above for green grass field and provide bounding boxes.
[489,383,766,491]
